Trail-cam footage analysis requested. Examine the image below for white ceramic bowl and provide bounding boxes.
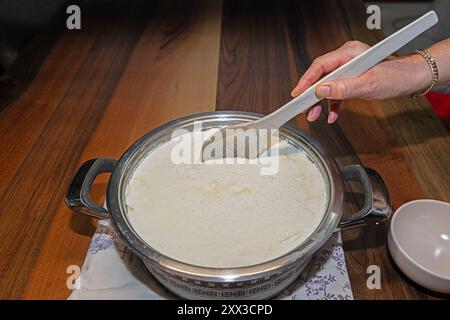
[388,199,450,293]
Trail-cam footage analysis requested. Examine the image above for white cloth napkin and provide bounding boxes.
[69,220,353,300]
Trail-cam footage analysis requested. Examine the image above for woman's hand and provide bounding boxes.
[291,40,430,124]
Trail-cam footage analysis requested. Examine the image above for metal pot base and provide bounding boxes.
[144,257,311,300]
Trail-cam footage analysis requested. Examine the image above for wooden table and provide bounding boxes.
[1,0,449,300]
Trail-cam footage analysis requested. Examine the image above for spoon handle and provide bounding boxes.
[253,10,439,129]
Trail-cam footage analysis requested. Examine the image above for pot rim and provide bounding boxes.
[107,111,344,282]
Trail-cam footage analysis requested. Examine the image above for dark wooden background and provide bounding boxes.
[0,0,449,299]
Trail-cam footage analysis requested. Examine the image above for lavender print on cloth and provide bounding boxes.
[69,221,353,300]
[276,232,353,300]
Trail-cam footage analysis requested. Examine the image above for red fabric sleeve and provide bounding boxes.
[426,91,450,130]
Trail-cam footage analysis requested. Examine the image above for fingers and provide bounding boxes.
[307,105,322,122]
[327,101,341,124]
[315,74,372,100]
[306,101,341,124]
[293,41,371,124]
[291,50,346,97]
[291,41,369,97]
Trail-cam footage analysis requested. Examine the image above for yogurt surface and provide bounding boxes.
[125,134,326,268]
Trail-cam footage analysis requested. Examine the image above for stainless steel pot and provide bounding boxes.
[66,111,391,299]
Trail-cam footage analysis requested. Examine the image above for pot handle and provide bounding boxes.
[65,158,117,220]
[338,164,392,230]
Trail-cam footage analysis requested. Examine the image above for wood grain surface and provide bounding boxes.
[0,0,449,299]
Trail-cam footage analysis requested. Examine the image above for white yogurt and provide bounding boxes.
[125,134,326,268]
